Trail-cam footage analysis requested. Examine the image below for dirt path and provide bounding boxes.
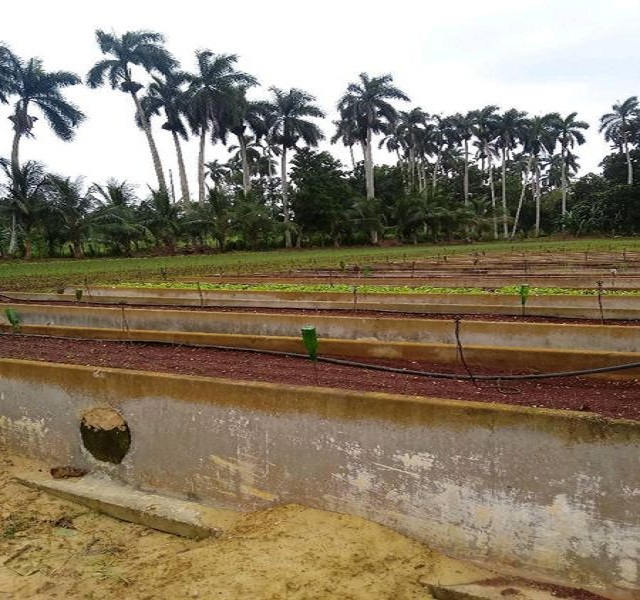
[0,453,491,600]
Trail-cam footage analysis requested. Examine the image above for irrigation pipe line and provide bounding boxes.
[2,331,640,382]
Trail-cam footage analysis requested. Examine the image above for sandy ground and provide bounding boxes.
[0,452,491,600]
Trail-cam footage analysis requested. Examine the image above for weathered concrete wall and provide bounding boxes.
[0,359,638,599]
[7,289,639,320]
[4,303,640,353]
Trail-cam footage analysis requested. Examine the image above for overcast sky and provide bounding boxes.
[2,0,639,198]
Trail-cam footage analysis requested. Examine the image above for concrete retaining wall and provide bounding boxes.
[4,303,640,353]
[0,359,638,599]
[7,289,639,319]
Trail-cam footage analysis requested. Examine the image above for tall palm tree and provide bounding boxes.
[337,73,409,241]
[87,30,177,194]
[140,71,191,203]
[553,112,589,218]
[184,51,256,204]
[495,109,528,238]
[394,107,429,192]
[449,112,477,205]
[518,114,558,237]
[4,55,84,255]
[264,87,325,248]
[599,97,638,185]
[223,91,269,196]
[331,116,361,170]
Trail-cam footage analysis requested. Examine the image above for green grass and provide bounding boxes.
[0,237,638,292]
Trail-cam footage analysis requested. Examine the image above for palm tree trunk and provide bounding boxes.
[624,135,633,185]
[348,145,355,170]
[534,160,541,237]
[130,92,167,194]
[281,146,291,248]
[432,154,440,194]
[561,146,567,223]
[11,127,21,179]
[8,211,18,256]
[198,130,206,204]
[489,159,497,239]
[511,157,532,239]
[364,128,375,200]
[501,147,509,239]
[171,131,190,203]
[237,134,252,196]
[463,139,469,205]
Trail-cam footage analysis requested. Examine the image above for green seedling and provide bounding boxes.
[301,325,318,361]
[363,265,372,278]
[519,284,530,316]
[4,308,20,332]
[75,288,83,302]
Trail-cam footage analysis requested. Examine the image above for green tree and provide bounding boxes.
[599,96,639,185]
[87,30,177,193]
[495,109,527,238]
[45,175,94,257]
[337,73,409,243]
[290,148,353,247]
[553,112,589,218]
[140,71,191,203]
[185,52,256,204]
[264,87,325,248]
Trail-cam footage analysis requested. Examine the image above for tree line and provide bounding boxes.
[1,31,639,258]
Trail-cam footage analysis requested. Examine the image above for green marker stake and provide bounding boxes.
[4,308,20,332]
[519,284,530,316]
[301,325,318,361]
[75,288,83,302]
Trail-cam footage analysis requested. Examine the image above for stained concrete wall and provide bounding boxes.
[8,289,639,320]
[4,303,640,353]
[0,359,638,599]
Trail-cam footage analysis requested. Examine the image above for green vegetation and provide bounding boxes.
[1,33,640,258]
[113,281,640,297]
[1,238,639,292]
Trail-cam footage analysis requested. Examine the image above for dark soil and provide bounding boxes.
[1,334,638,421]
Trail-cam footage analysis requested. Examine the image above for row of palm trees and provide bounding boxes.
[2,29,640,256]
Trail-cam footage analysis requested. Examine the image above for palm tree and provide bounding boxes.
[337,73,409,242]
[140,71,191,203]
[7,57,84,179]
[553,112,589,218]
[496,109,528,238]
[139,189,182,252]
[449,112,477,205]
[45,175,94,257]
[221,91,270,196]
[0,43,18,104]
[394,107,429,192]
[4,55,84,255]
[1,160,48,258]
[331,116,361,170]
[264,87,325,248]
[87,30,177,194]
[516,114,558,237]
[599,97,638,185]
[184,51,256,204]
[89,180,146,255]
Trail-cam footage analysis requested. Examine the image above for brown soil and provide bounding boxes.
[0,453,491,599]
[1,334,638,421]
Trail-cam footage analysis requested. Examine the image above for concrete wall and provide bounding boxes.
[0,359,638,599]
[4,303,640,353]
[8,289,639,320]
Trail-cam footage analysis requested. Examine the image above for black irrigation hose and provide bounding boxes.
[2,331,640,382]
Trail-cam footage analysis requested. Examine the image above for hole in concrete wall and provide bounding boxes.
[80,407,131,464]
